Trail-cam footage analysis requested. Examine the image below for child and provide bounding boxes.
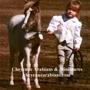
[47,0,82,84]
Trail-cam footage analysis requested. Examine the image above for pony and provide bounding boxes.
[7,0,43,89]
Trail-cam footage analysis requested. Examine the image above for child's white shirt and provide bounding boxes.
[47,14,82,48]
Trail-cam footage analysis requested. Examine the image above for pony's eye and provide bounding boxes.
[31,10,37,15]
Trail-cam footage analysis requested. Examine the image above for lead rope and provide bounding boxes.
[65,42,83,70]
[58,40,83,70]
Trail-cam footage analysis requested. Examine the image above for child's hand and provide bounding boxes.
[74,47,80,51]
[47,30,53,34]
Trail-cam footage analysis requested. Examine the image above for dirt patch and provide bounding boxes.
[0,0,90,90]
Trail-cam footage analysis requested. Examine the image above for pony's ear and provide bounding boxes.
[33,0,40,6]
[24,0,28,3]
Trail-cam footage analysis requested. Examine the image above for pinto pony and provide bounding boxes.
[7,0,43,89]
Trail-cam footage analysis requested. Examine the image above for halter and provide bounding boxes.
[59,40,83,69]
[24,31,43,41]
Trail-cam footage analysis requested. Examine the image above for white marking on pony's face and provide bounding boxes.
[28,8,33,12]
[22,8,34,31]
[23,8,33,24]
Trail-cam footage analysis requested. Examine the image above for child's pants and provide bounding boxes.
[57,43,74,76]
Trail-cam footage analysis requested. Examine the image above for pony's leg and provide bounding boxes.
[18,52,26,84]
[33,46,40,88]
[9,46,15,85]
[24,47,31,89]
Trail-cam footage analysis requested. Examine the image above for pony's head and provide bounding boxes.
[22,0,41,32]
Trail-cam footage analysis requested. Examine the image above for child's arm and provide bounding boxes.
[74,22,82,50]
[47,16,61,34]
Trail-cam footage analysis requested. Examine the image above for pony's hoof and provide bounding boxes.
[10,81,14,85]
[22,76,26,84]
[26,85,31,90]
[36,84,40,88]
